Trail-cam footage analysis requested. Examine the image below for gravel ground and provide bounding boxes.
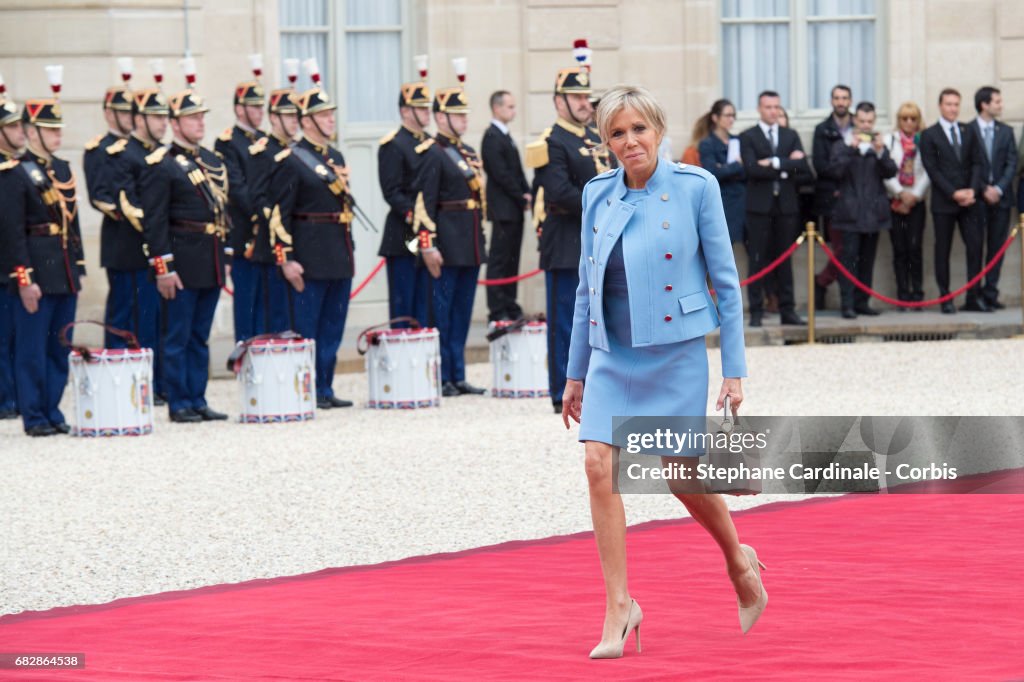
[1,337,1021,617]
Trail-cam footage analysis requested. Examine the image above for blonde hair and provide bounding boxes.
[595,84,667,150]
[895,101,923,133]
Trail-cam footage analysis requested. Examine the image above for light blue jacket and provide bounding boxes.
[565,158,748,381]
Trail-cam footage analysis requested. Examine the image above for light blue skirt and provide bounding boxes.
[578,333,709,446]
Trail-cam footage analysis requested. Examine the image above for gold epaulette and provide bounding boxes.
[218,127,233,142]
[249,136,269,156]
[106,138,128,155]
[145,146,169,166]
[525,129,552,168]
[274,148,292,163]
[414,138,435,154]
[378,128,399,146]
[84,134,103,152]
[0,159,19,172]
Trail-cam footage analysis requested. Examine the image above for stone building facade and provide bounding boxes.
[1,0,1021,344]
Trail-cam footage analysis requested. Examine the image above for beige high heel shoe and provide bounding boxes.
[589,599,643,659]
[737,544,767,634]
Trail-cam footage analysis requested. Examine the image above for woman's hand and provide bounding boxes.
[716,378,743,416]
[562,379,584,429]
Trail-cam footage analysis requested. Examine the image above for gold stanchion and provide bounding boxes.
[806,220,817,344]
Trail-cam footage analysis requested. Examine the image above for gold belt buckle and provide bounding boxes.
[466,199,478,210]
[49,223,60,236]
[340,211,353,224]
[205,223,216,235]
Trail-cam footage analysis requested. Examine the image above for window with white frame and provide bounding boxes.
[279,0,407,125]
[279,0,330,92]
[722,0,879,115]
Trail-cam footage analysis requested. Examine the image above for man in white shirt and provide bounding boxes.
[739,90,812,327]
[919,88,986,313]
[480,90,531,322]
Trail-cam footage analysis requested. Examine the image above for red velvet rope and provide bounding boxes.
[223,232,809,303]
[349,257,387,300]
[477,268,543,286]
[815,226,1019,307]
[739,236,806,287]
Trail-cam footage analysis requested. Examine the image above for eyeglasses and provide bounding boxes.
[900,116,919,122]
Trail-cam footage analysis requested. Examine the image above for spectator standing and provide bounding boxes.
[481,90,530,322]
[883,102,930,309]
[812,85,854,309]
[970,86,1016,310]
[738,90,810,327]
[682,113,709,167]
[697,98,745,244]
[823,102,897,319]
[919,88,985,313]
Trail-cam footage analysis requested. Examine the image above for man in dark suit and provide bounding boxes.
[481,90,530,322]
[739,90,810,327]
[970,86,1016,310]
[919,88,986,313]
[811,84,853,309]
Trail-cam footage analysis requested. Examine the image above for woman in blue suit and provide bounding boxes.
[561,86,766,659]
[697,99,746,244]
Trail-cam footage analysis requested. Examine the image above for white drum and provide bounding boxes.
[237,337,316,423]
[489,320,549,398]
[365,328,441,409]
[70,348,154,436]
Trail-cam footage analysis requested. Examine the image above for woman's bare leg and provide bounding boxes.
[586,441,634,641]
[663,457,761,606]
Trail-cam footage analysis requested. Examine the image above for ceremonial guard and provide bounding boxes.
[0,74,25,420]
[246,58,300,334]
[268,59,354,409]
[84,59,134,340]
[140,59,230,423]
[527,40,613,412]
[412,58,487,397]
[216,54,271,341]
[377,55,432,329]
[0,66,86,436]
[86,59,167,405]
[105,61,172,405]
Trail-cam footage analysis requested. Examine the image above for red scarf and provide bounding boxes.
[898,131,917,187]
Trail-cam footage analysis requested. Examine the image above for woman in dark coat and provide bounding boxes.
[697,99,746,244]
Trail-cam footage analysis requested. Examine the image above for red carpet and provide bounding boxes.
[2,482,1023,680]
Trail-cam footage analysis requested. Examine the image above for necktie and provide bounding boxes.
[950,124,961,162]
[983,125,994,182]
[769,126,780,196]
